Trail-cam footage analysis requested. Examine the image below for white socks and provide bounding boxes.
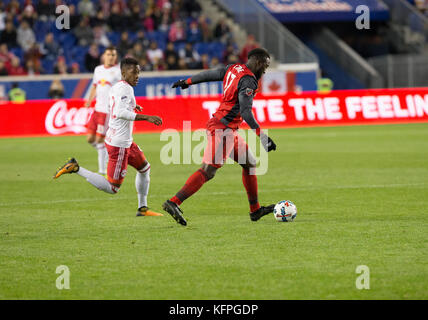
[76,167,116,194]
[136,163,151,208]
[96,143,108,175]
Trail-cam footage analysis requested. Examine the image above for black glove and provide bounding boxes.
[172,79,190,89]
[261,135,277,152]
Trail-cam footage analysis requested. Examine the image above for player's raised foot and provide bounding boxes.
[162,200,187,226]
[249,204,275,222]
[53,158,79,179]
[136,206,164,217]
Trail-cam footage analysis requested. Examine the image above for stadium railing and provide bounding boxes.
[383,0,428,53]
[368,54,428,87]
[313,28,384,88]
[214,0,318,64]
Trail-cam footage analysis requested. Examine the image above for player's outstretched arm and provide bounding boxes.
[84,85,97,107]
[135,114,162,126]
[172,66,229,89]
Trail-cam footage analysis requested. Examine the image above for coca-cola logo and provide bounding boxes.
[45,100,93,135]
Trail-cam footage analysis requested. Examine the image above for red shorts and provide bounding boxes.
[203,117,250,168]
[105,142,147,185]
[87,111,109,137]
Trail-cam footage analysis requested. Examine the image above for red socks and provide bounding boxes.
[242,168,260,213]
[170,167,260,213]
[170,168,209,205]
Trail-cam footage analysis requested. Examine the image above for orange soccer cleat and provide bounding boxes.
[136,206,164,217]
[53,158,80,179]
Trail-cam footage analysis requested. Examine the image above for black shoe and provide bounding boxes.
[162,200,187,226]
[249,204,275,221]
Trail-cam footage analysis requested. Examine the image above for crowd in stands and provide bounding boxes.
[410,0,428,16]
[0,0,261,76]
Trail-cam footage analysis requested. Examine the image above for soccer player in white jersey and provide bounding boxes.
[54,57,164,217]
[85,46,121,175]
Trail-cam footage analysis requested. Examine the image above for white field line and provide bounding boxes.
[0,183,426,208]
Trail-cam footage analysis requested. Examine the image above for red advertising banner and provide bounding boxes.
[1,88,427,137]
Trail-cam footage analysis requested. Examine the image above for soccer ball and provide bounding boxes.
[273,200,297,222]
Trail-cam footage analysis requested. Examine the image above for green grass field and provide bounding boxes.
[0,123,427,299]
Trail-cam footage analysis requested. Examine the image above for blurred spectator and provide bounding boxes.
[129,3,143,32]
[21,1,37,27]
[40,32,62,61]
[8,82,26,102]
[0,21,17,47]
[17,21,36,52]
[213,19,232,44]
[78,0,95,17]
[53,56,67,74]
[0,60,8,75]
[97,0,111,19]
[210,56,222,69]
[179,42,200,68]
[117,31,132,58]
[164,41,178,63]
[222,43,239,64]
[93,25,110,48]
[68,62,80,74]
[48,79,65,99]
[166,54,178,70]
[85,43,100,72]
[24,42,42,72]
[147,41,164,64]
[6,1,21,17]
[182,0,202,18]
[139,56,153,71]
[7,56,27,75]
[152,57,166,71]
[143,9,155,32]
[73,17,94,46]
[91,11,108,28]
[239,34,259,63]
[130,42,146,61]
[168,20,186,43]
[151,7,163,30]
[0,5,6,32]
[227,54,239,65]
[0,44,13,67]
[25,59,42,75]
[198,14,212,42]
[36,0,55,22]
[200,54,210,69]
[68,4,80,30]
[135,30,150,50]
[187,20,202,44]
[109,3,125,31]
[177,57,188,70]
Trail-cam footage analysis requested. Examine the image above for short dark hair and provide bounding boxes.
[105,45,117,53]
[120,57,139,72]
[248,48,270,61]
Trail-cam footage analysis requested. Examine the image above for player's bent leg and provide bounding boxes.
[78,167,119,194]
[163,164,216,226]
[53,157,118,194]
[94,135,108,175]
[135,162,163,217]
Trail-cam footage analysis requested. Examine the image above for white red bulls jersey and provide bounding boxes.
[92,64,121,113]
[105,81,137,148]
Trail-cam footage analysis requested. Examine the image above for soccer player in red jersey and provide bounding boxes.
[162,48,277,226]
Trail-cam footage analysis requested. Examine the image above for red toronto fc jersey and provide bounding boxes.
[213,63,259,129]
